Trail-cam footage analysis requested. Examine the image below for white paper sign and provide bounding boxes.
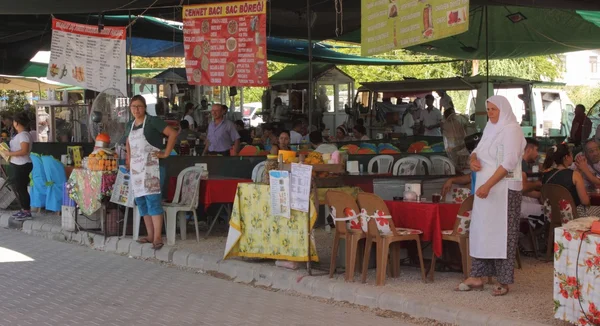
[269,170,291,219]
[47,18,127,95]
[290,163,313,213]
[110,166,134,208]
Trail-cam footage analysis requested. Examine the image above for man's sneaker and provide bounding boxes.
[11,211,23,218]
[13,212,32,221]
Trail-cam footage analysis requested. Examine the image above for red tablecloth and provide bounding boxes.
[167,177,252,208]
[385,200,461,257]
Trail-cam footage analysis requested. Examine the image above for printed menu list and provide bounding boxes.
[46,18,127,95]
[183,1,268,87]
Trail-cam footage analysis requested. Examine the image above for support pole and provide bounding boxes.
[307,0,313,132]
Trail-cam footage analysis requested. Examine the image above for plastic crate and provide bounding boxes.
[0,178,17,209]
[61,206,76,231]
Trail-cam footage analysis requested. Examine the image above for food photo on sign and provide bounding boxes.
[183,0,268,87]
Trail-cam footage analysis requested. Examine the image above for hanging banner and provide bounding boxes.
[361,0,469,56]
[183,0,268,87]
[46,18,127,95]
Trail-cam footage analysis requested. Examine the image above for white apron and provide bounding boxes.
[129,116,162,198]
[470,140,509,259]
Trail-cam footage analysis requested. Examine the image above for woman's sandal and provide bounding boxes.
[455,282,484,291]
[136,238,151,244]
[152,243,164,250]
[492,284,509,296]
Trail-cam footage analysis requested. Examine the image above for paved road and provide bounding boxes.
[0,229,416,326]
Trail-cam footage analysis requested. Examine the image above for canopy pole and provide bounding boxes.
[128,12,133,98]
[306,0,313,277]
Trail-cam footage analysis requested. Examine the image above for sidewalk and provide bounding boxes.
[0,211,555,326]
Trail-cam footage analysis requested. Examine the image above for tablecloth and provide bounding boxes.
[553,227,600,325]
[385,200,461,257]
[167,177,252,208]
[224,183,319,262]
[67,169,117,216]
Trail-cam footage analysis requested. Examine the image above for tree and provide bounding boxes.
[131,56,184,68]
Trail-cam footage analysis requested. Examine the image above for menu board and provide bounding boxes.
[46,18,127,95]
[361,0,469,56]
[182,1,268,87]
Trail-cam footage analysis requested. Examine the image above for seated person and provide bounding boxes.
[572,139,600,189]
[234,120,252,144]
[309,131,337,154]
[352,125,370,141]
[261,124,278,151]
[333,125,351,142]
[542,144,599,216]
[176,120,198,145]
[270,130,293,155]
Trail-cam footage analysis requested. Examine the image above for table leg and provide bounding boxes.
[205,204,226,238]
[133,206,140,241]
[122,207,129,238]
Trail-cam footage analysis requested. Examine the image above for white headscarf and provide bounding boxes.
[475,95,526,153]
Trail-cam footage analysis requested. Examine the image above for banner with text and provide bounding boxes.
[361,0,469,56]
[47,18,127,95]
[183,1,268,87]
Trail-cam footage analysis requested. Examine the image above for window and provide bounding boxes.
[590,56,598,73]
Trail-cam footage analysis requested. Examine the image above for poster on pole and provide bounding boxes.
[269,170,291,219]
[110,166,135,208]
[46,18,127,95]
[182,0,269,87]
[361,0,469,56]
[290,163,313,213]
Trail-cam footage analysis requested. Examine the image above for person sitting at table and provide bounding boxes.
[353,125,370,141]
[334,125,351,142]
[1,112,33,220]
[290,120,304,145]
[182,102,196,130]
[457,95,525,296]
[260,123,278,151]
[270,130,293,155]
[309,131,337,154]
[125,95,177,250]
[234,120,252,144]
[572,139,600,189]
[176,120,198,145]
[542,143,600,216]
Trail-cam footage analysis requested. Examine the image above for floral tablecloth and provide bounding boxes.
[224,183,319,262]
[554,227,600,325]
[67,169,117,216]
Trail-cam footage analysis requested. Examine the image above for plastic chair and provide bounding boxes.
[540,184,579,261]
[29,153,48,210]
[392,157,420,176]
[326,190,366,282]
[429,195,473,281]
[251,161,266,183]
[357,192,427,285]
[163,166,203,246]
[430,155,456,175]
[411,154,433,175]
[41,155,66,212]
[367,155,394,174]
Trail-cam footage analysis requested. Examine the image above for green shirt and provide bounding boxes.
[124,115,168,150]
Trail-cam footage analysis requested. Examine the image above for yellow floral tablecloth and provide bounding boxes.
[553,227,600,325]
[224,183,319,262]
[317,186,362,205]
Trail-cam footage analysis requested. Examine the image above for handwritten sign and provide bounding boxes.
[183,1,268,87]
[290,163,313,213]
[269,170,290,219]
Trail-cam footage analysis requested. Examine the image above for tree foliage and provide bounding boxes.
[131,56,184,68]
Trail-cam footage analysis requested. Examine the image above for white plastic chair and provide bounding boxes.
[252,161,266,183]
[430,155,456,175]
[411,154,433,175]
[163,166,203,246]
[367,155,394,174]
[392,157,421,176]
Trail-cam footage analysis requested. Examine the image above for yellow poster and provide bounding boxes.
[361,0,469,56]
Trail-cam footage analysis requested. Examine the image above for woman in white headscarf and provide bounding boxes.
[456,95,526,296]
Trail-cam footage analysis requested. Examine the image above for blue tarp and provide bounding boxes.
[41,155,67,212]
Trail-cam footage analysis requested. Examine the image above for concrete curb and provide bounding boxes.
[4,215,549,326]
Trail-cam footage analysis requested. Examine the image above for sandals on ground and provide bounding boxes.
[492,284,509,296]
[152,243,164,250]
[136,238,151,244]
[455,282,484,291]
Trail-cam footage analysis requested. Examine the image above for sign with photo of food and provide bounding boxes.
[46,18,127,95]
[361,0,469,56]
[183,0,268,87]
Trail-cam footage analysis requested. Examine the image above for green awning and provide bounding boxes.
[269,63,354,85]
[19,62,166,78]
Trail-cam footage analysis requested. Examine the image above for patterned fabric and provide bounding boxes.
[543,198,552,223]
[577,206,600,219]
[330,206,362,231]
[451,187,471,204]
[470,190,521,285]
[67,169,117,216]
[225,183,318,262]
[178,171,201,206]
[442,230,453,235]
[396,162,417,176]
[372,210,392,235]
[559,199,575,224]
[553,228,600,325]
[396,228,423,235]
[456,210,472,235]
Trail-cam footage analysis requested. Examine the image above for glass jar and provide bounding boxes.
[263,155,279,184]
